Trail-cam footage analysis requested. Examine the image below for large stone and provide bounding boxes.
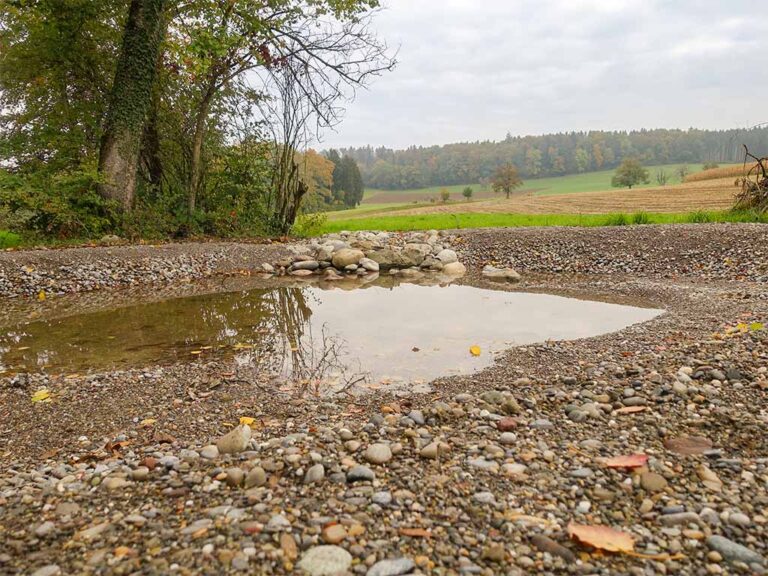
[442,262,466,276]
[359,257,380,272]
[402,243,431,266]
[216,424,252,454]
[436,249,458,264]
[298,546,353,576]
[482,265,521,282]
[331,249,364,269]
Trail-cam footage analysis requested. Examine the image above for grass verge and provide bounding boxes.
[317,210,768,234]
[0,230,21,249]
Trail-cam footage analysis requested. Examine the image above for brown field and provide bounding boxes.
[684,164,755,183]
[343,177,740,219]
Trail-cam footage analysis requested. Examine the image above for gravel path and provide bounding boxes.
[1,224,767,575]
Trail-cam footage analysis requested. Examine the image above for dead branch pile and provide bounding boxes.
[735,145,768,212]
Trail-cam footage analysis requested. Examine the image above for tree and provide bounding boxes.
[676,164,690,182]
[439,188,450,203]
[462,186,473,200]
[98,0,169,211]
[611,159,649,189]
[656,169,668,186]
[491,164,523,198]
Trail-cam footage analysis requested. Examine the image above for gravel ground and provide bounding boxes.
[1,223,767,576]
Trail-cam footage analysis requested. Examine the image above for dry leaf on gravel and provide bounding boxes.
[663,436,712,455]
[568,523,635,553]
[399,527,432,538]
[614,406,647,415]
[603,454,648,469]
[469,345,481,356]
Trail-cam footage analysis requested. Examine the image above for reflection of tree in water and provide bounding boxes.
[0,286,317,375]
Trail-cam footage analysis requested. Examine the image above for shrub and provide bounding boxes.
[0,230,21,248]
[605,213,629,226]
[439,188,450,203]
[0,167,117,239]
[292,212,328,237]
[462,186,473,200]
[632,211,650,225]
[688,210,712,223]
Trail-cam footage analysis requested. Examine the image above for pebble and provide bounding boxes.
[640,471,668,492]
[216,424,252,454]
[304,463,325,484]
[297,546,353,576]
[367,557,416,576]
[200,445,219,459]
[347,465,375,483]
[706,536,765,565]
[245,466,267,488]
[31,566,61,576]
[365,443,393,464]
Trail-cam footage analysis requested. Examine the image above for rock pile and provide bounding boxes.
[265,230,467,280]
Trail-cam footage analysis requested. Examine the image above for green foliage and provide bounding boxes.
[632,211,650,224]
[0,168,117,238]
[462,186,473,200]
[605,213,629,226]
[0,230,21,248]
[688,210,712,223]
[703,161,719,170]
[292,212,329,237]
[611,159,650,189]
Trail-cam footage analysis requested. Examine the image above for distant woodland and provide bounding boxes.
[338,127,768,190]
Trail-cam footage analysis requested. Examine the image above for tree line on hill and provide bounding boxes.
[0,0,391,240]
[338,127,768,190]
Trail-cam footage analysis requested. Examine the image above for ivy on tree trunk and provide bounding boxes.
[98,0,167,211]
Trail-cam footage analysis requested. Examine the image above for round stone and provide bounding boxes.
[297,546,353,576]
[365,443,393,465]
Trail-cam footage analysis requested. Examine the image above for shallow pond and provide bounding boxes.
[0,280,663,390]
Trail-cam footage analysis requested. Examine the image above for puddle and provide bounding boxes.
[0,281,662,390]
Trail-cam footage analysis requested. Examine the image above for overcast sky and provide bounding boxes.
[320,0,766,149]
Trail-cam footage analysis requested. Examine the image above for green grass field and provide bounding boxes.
[316,209,768,234]
[329,163,737,221]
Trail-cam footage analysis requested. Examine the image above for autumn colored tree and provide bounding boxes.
[611,159,649,189]
[491,164,523,199]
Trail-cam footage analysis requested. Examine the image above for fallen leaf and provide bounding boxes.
[663,436,712,456]
[603,454,648,469]
[568,523,635,553]
[37,290,46,301]
[31,389,51,403]
[614,406,646,415]
[140,418,156,427]
[399,527,432,538]
[750,322,764,332]
[469,345,481,357]
[239,416,255,426]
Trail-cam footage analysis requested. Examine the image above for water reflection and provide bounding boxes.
[0,278,663,391]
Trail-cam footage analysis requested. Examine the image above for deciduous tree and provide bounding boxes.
[611,159,649,189]
[491,164,523,199]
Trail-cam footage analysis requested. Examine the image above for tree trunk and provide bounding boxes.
[188,86,215,217]
[98,0,167,211]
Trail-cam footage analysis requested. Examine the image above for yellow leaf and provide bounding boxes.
[190,350,202,356]
[568,523,635,553]
[31,389,51,403]
[239,417,255,426]
[233,342,252,350]
[750,322,764,332]
[140,418,157,427]
[37,290,46,301]
[469,345,481,357]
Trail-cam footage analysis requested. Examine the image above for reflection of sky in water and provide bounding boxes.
[0,284,662,386]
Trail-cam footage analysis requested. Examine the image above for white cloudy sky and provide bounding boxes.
[321,0,766,149]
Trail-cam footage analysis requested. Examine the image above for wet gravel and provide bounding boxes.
[1,223,767,575]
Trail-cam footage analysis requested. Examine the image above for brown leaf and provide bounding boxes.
[568,523,635,553]
[614,406,647,415]
[399,527,432,538]
[663,436,712,456]
[603,454,649,469]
